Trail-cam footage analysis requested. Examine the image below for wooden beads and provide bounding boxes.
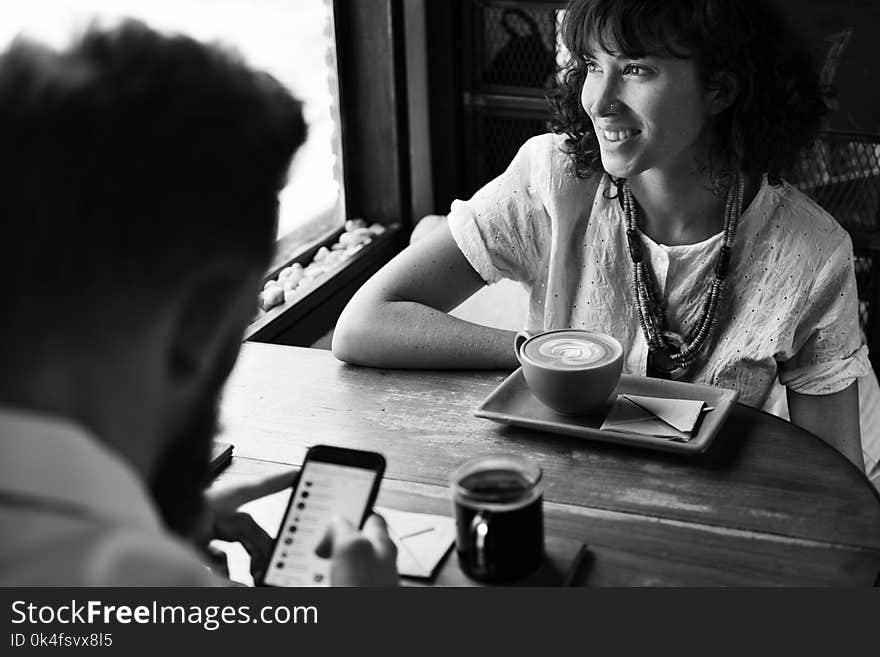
[623,174,743,375]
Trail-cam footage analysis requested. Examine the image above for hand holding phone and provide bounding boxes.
[261,445,391,587]
[314,514,398,586]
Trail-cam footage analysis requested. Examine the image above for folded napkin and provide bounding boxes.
[600,394,708,441]
[376,506,456,579]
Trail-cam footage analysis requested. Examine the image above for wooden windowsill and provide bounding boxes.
[244,223,402,343]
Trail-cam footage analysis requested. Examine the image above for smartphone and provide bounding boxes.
[261,444,386,587]
[208,441,233,479]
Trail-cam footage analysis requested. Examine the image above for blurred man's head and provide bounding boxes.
[0,21,305,535]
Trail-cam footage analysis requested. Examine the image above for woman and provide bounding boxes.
[333,0,870,470]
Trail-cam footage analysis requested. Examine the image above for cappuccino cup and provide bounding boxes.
[514,329,623,416]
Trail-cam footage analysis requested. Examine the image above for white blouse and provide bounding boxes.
[449,133,871,412]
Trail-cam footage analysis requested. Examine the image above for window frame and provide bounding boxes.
[245,0,415,346]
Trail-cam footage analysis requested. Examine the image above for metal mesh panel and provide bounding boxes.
[786,132,880,341]
[787,133,880,232]
[479,5,559,91]
[476,114,549,188]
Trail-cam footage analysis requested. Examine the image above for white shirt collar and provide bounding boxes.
[0,406,163,533]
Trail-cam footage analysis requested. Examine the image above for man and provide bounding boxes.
[0,21,397,586]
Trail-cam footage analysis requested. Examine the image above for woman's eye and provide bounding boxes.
[583,60,599,73]
[623,64,647,76]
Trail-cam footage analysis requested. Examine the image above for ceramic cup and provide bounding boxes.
[514,329,624,416]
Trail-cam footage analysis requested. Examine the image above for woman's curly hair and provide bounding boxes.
[548,0,829,187]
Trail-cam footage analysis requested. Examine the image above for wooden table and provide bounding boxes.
[216,342,880,586]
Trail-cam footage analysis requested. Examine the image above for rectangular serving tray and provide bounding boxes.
[475,369,739,455]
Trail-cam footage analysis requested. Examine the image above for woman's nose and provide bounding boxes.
[583,76,619,118]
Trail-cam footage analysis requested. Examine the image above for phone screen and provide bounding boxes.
[263,459,380,587]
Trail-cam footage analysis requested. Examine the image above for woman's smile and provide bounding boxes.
[596,127,642,144]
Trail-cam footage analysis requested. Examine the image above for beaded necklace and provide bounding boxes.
[622,174,743,379]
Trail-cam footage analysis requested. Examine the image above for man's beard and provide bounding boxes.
[149,340,240,539]
[148,394,217,539]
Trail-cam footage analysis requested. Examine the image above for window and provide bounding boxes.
[3,0,409,346]
[0,0,345,270]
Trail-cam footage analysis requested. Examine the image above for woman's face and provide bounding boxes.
[580,45,716,179]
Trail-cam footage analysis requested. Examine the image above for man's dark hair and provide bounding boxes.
[549,0,827,187]
[0,20,305,356]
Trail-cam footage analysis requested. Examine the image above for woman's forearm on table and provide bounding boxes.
[331,299,519,369]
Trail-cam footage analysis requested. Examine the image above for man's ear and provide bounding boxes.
[166,264,261,388]
[706,71,738,116]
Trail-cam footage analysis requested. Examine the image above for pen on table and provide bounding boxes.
[562,545,592,587]
[394,527,436,541]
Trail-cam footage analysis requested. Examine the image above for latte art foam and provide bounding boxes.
[523,332,620,370]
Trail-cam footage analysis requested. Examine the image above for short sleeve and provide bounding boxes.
[778,233,871,395]
[447,134,556,285]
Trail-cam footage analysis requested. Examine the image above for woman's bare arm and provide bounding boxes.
[787,381,864,472]
[332,224,520,369]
